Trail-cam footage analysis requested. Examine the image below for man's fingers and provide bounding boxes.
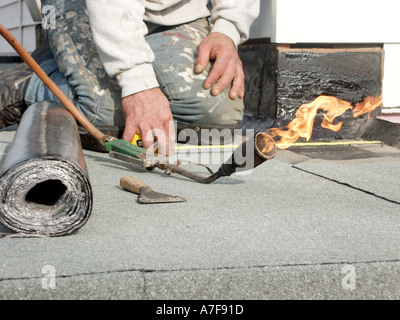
[164,121,176,156]
[210,61,236,96]
[204,57,228,91]
[141,127,157,150]
[230,65,245,99]
[154,122,176,156]
[143,125,175,156]
[195,63,206,74]
[209,61,245,99]
[196,33,245,99]
[195,43,211,74]
[122,124,139,143]
[151,128,166,156]
[121,88,176,156]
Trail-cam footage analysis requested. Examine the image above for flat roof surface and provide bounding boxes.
[0,129,399,300]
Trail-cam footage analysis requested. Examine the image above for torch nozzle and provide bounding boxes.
[216,131,276,178]
[167,132,276,183]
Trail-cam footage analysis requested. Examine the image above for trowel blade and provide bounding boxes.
[138,187,186,204]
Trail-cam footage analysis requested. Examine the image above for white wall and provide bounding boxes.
[250,0,400,108]
[249,0,276,41]
[251,0,400,43]
[382,44,400,109]
[0,0,41,55]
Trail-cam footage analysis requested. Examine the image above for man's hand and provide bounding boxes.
[122,87,175,156]
[195,32,245,100]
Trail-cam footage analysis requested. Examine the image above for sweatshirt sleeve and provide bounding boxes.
[210,0,260,46]
[86,0,159,97]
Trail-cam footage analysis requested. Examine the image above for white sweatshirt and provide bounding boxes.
[86,0,260,98]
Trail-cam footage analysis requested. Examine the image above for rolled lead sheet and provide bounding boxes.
[0,101,92,236]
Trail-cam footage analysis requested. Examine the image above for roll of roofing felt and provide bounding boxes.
[0,101,92,236]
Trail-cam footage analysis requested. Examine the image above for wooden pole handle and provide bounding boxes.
[0,24,106,142]
[120,176,148,195]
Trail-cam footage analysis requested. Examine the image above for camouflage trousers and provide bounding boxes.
[25,0,244,128]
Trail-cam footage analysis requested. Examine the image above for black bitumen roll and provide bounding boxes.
[0,101,92,236]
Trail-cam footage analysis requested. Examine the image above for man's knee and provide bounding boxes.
[169,85,244,126]
[195,87,244,125]
[155,57,244,126]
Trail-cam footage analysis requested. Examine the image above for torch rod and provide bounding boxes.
[166,165,221,184]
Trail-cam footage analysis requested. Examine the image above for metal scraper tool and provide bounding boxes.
[120,176,186,204]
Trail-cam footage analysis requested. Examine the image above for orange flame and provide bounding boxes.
[269,95,382,149]
[352,96,383,119]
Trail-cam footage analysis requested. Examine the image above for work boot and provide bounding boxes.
[0,44,51,130]
[0,63,32,129]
